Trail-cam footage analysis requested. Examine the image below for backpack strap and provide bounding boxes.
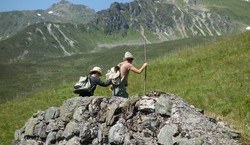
[88,75,95,92]
[117,62,127,84]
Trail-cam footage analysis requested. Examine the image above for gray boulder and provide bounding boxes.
[13,92,241,145]
[109,122,127,144]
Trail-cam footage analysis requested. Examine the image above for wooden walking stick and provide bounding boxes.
[144,39,147,96]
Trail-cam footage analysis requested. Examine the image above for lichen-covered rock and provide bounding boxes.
[109,122,127,144]
[13,92,241,145]
[24,117,39,137]
[155,95,172,116]
[44,107,58,123]
[157,123,178,145]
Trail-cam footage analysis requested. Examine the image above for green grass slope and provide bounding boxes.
[128,31,250,143]
[0,36,214,102]
[204,0,250,25]
[0,32,249,144]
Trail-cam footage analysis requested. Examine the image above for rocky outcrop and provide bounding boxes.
[13,92,241,145]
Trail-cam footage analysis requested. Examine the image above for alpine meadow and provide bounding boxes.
[0,0,249,145]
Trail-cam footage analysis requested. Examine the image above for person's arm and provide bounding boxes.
[95,78,112,87]
[130,63,147,74]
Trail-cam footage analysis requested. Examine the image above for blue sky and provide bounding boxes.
[0,0,134,12]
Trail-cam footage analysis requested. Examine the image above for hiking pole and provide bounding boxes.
[143,38,147,96]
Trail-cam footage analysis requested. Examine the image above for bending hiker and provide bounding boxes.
[111,51,147,98]
[80,67,112,97]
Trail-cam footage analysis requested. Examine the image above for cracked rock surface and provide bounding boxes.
[13,92,241,145]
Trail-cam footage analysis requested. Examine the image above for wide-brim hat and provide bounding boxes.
[123,51,135,60]
[90,66,102,76]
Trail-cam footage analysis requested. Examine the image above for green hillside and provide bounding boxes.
[0,36,215,102]
[204,0,250,25]
[0,32,249,144]
[128,31,250,143]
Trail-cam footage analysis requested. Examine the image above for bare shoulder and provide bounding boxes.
[121,62,133,68]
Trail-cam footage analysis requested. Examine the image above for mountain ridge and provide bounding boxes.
[0,0,95,40]
[93,0,235,39]
[0,0,249,62]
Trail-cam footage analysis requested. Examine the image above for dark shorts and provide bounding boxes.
[111,82,128,98]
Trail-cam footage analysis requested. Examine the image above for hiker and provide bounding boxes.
[79,66,112,97]
[111,51,147,98]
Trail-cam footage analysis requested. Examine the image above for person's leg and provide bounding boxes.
[123,87,129,98]
[117,83,128,98]
[111,83,128,98]
[120,85,128,98]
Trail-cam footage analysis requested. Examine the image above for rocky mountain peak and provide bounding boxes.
[47,0,95,15]
[59,0,70,4]
[95,0,233,40]
[50,0,71,9]
[13,92,241,145]
[110,2,123,11]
